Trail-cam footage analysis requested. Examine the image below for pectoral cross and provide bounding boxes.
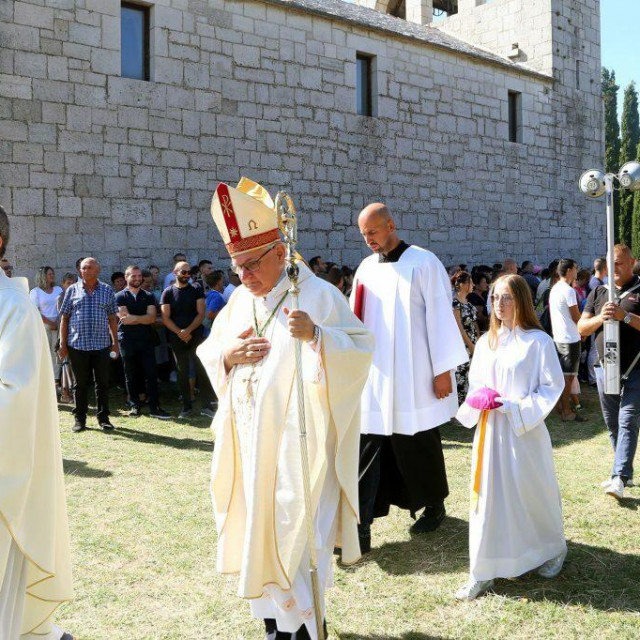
[242,366,258,400]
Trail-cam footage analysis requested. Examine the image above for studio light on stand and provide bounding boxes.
[579,162,640,394]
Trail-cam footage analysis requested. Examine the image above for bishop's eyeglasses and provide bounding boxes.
[230,245,275,275]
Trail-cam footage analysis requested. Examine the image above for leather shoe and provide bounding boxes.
[99,419,115,431]
[410,504,446,534]
[72,418,85,433]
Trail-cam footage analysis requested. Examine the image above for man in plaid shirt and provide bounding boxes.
[59,257,119,432]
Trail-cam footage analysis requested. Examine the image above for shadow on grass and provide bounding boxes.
[342,516,468,577]
[486,538,640,612]
[103,425,213,452]
[63,458,113,478]
[339,634,446,639]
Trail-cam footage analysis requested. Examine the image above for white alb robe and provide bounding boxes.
[197,264,373,637]
[0,270,73,637]
[352,245,468,436]
[457,326,566,581]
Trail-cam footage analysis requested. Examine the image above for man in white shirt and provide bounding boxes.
[549,258,584,422]
[221,269,240,302]
[351,203,468,552]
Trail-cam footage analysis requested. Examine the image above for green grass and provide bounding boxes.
[57,386,640,639]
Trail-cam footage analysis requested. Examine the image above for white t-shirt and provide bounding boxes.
[29,286,63,321]
[222,283,236,302]
[549,280,581,344]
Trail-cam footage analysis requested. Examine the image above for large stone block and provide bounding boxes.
[118,106,149,129]
[58,196,82,217]
[13,143,43,165]
[75,84,107,107]
[33,79,72,102]
[112,199,152,225]
[0,74,32,100]
[14,51,47,79]
[68,23,102,47]
[14,2,54,30]
[14,188,44,215]
[0,120,27,141]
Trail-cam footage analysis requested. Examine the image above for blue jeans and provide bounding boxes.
[596,367,640,481]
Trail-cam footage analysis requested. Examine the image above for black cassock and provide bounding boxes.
[358,241,449,529]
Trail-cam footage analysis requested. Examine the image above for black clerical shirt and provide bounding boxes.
[379,240,409,263]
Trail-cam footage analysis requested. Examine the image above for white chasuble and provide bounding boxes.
[0,271,73,635]
[197,264,373,636]
[456,327,566,581]
[352,246,468,436]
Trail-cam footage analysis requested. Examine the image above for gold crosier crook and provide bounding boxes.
[275,192,325,640]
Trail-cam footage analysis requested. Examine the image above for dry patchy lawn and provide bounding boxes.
[57,386,640,639]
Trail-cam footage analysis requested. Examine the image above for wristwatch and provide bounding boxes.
[623,313,632,325]
[308,324,320,345]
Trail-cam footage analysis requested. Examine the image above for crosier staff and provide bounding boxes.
[275,191,325,640]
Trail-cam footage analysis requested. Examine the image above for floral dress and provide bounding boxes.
[453,297,479,403]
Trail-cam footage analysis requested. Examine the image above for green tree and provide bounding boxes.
[602,68,621,241]
[619,81,639,246]
[632,140,640,257]
[602,68,620,174]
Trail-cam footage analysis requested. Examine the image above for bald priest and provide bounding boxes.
[197,179,374,639]
[0,205,73,639]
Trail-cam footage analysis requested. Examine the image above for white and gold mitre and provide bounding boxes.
[210,177,281,258]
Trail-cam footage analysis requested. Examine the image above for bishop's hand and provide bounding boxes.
[283,308,316,342]
[223,326,271,370]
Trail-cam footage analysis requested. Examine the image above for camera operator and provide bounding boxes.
[579,244,640,500]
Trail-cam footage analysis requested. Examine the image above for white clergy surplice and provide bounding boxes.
[197,264,373,637]
[0,270,73,637]
[456,326,566,581]
[352,245,468,436]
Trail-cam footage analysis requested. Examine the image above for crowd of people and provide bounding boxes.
[3,182,640,639]
[21,250,619,427]
[15,251,357,430]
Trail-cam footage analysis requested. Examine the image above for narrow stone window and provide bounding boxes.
[508,90,522,143]
[356,53,376,117]
[121,2,150,81]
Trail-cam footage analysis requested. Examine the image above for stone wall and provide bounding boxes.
[0,0,604,280]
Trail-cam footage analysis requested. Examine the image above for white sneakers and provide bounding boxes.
[606,476,625,500]
[454,578,494,601]
[456,551,568,600]
[537,549,567,579]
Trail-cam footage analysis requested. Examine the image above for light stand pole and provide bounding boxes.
[602,173,620,394]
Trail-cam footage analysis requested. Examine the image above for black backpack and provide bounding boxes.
[538,289,553,336]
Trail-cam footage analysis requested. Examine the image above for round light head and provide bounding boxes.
[619,161,640,191]
[578,169,606,198]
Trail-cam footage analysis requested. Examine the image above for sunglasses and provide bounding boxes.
[177,269,191,275]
